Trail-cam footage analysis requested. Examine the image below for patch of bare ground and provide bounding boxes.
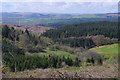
[80,65,118,78]
[2,64,118,78]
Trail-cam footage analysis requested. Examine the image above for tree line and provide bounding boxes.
[43,21,118,48]
[43,21,118,39]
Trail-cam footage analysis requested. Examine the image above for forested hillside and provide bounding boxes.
[43,21,118,38]
[2,25,103,73]
[43,21,118,48]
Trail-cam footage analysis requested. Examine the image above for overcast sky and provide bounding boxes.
[1,0,119,14]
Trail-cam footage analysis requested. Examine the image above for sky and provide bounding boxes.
[0,0,119,14]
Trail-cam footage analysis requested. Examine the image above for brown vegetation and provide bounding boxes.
[1,24,54,34]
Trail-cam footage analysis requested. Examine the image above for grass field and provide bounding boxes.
[90,44,119,62]
[90,44,118,55]
[40,50,75,58]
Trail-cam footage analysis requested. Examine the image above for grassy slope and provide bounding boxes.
[90,44,119,62]
[90,44,118,55]
[26,49,76,59]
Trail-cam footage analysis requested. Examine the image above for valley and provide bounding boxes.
[2,43,119,78]
[1,12,119,79]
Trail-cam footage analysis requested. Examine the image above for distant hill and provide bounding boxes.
[0,12,118,27]
[1,12,119,18]
[1,12,74,18]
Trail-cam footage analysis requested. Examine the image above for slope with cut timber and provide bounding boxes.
[1,24,54,34]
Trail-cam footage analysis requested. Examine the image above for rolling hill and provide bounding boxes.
[1,12,118,27]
